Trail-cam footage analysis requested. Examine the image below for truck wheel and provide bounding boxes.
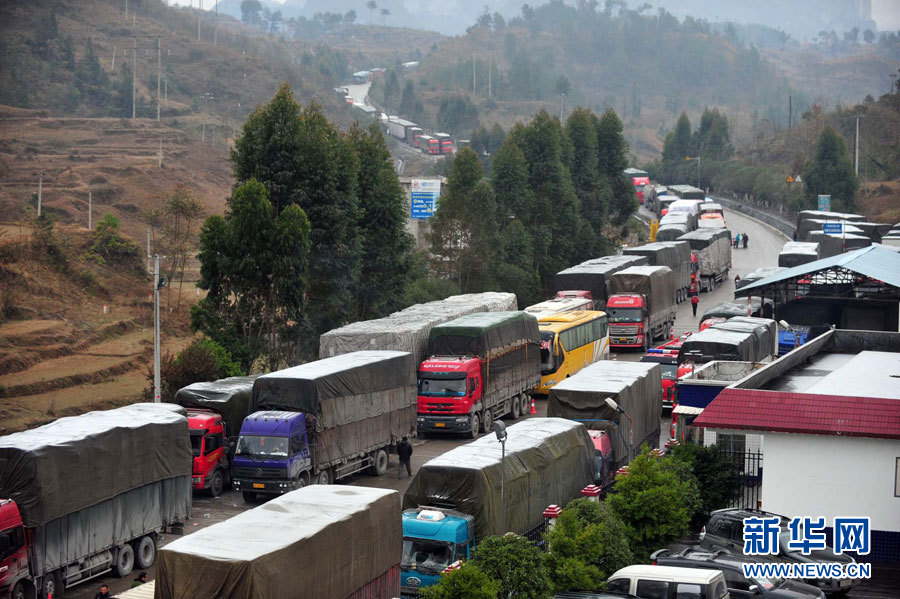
[368,449,389,476]
[468,413,480,439]
[11,581,27,599]
[41,572,63,599]
[520,394,530,416]
[315,469,333,485]
[242,491,257,503]
[481,408,493,433]
[511,395,522,419]
[115,544,135,577]
[207,468,225,498]
[135,535,156,569]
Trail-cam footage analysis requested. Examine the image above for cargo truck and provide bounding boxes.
[553,255,648,307]
[417,311,540,438]
[0,405,192,599]
[606,265,677,351]
[778,241,821,267]
[435,132,453,154]
[231,350,416,500]
[387,117,417,141]
[400,418,597,595]
[156,486,400,599]
[655,223,689,241]
[677,229,732,291]
[623,241,692,303]
[173,375,258,497]
[548,360,662,472]
[678,328,758,365]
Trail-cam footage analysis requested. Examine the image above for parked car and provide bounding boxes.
[651,548,825,599]
[554,593,638,599]
[699,509,859,596]
[606,565,730,599]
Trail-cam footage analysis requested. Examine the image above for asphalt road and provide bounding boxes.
[69,202,795,598]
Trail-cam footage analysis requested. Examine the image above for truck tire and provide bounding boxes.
[207,468,225,498]
[115,544,135,577]
[11,581,27,599]
[520,394,530,416]
[468,413,480,439]
[242,491,257,503]
[135,535,156,569]
[368,449,389,476]
[480,408,493,434]
[511,395,522,419]
[41,572,63,599]
[315,468,333,485]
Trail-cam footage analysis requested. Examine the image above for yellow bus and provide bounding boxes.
[535,310,610,395]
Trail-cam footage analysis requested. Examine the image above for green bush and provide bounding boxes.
[669,443,741,526]
[149,338,243,402]
[89,213,142,271]
[420,563,499,599]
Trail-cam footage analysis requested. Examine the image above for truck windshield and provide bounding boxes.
[418,377,466,397]
[608,308,642,323]
[189,432,203,457]
[235,435,289,458]
[539,331,557,373]
[657,363,678,379]
[401,539,454,575]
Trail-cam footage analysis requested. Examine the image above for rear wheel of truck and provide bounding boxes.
[368,449,389,476]
[242,491,258,503]
[481,408,493,433]
[135,535,156,569]
[11,581,27,599]
[315,468,333,485]
[520,394,530,417]
[468,413,480,439]
[207,468,225,497]
[41,572,63,599]
[511,395,522,419]
[115,544,135,577]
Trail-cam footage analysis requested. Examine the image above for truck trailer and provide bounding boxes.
[156,485,400,599]
[622,241,692,303]
[553,255,648,307]
[173,375,258,497]
[606,265,677,350]
[778,241,821,267]
[400,418,597,594]
[548,360,662,471]
[231,350,416,500]
[417,311,540,437]
[677,229,732,291]
[0,405,192,599]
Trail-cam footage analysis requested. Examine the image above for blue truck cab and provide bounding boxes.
[231,411,312,501]
[401,508,474,596]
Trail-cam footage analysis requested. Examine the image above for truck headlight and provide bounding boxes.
[192,476,202,484]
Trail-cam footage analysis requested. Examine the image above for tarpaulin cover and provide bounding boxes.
[33,476,191,576]
[319,293,517,371]
[796,210,865,230]
[427,311,539,358]
[701,302,750,320]
[608,266,677,315]
[712,317,777,361]
[656,224,689,241]
[697,219,727,230]
[678,328,756,364]
[660,212,692,227]
[778,242,820,268]
[808,231,872,253]
[402,418,596,540]
[553,255,648,303]
[252,351,416,465]
[623,241,692,291]
[840,222,893,243]
[547,361,661,471]
[156,486,400,599]
[174,375,259,437]
[736,267,785,290]
[0,404,191,528]
[677,229,731,277]
[799,220,863,241]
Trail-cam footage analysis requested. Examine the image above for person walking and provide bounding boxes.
[95,584,112,599]
[691,293,699,317]
[742,232,749,249]
[133,572,148,588]
[397,437,413,479]
[792,229,799,241]
[733,233,740,249]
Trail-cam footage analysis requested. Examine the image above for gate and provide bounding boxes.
[722,449,763,510]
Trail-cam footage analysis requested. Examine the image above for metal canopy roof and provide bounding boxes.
[734,245,900,297]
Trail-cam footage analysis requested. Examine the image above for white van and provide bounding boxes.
[606,565,730,599]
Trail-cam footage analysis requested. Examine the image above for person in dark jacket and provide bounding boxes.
[742,232,749,248]
[95,584,112,599]
[133,572,148,587]
[397,437,413,479]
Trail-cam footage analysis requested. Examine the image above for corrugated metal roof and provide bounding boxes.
[735,245,900,296]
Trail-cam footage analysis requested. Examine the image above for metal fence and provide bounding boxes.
[721,449,764,510]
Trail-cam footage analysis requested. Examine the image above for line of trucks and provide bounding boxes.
[385,117,453,155]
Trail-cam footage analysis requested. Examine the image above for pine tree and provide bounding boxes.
[565,108,607,253]
[802,126,858,212]
[596,108,636,225]
[399,80,416,117]
[662,111,692,162]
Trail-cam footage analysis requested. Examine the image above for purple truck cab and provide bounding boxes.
[231,411,312,501]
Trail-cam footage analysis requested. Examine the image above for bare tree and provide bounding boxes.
[163,186,205,311]
[380,7,390,26]
[366,1,377,24]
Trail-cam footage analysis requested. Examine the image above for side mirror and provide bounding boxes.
[748,584,761,596]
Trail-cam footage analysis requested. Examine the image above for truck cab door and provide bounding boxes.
[203,433,224,469]
[0,525,28,581]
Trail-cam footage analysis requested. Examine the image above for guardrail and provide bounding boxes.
[708,193,794,239]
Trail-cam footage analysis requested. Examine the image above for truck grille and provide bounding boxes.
[611,324,639,336]
[233,466,284,479]
[425,402,455,413]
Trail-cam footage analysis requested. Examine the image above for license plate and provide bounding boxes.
[252,483,265,489]
[618,338,627,343]
[435,422,445,427]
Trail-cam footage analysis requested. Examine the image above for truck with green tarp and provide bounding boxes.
[416,311,541,438]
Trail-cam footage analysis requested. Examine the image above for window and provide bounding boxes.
[204,433,221,454]
[0,526,25,561]
[717,433,746,453]
[606,579,630,594]
[722,568,751,591]
[711,580,728,599]
[676,583,702,599]
[636,580,669,599]
[290,435,305,456]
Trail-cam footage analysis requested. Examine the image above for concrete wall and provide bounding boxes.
[761,432,900,533]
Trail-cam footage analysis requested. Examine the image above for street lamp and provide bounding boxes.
[604,398,634,462]
[492,421,508,533]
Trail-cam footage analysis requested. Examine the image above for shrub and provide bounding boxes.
[147,338,243,402]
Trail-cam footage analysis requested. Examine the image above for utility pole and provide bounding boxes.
[153,254,161,403]
[788,95,792,129]
[488,56,492,98]
[88,191,92,229]
[156,37,161,121]
[215,0,218,46]
[855,115,859,176]
[37,172,42,217]
[473,54,476,95]
[124,0,127,24]
[198,0,202,41]
[132,36,136,119]
[158,137,162,167]
[147,228,151,266]
[111,46,116,70]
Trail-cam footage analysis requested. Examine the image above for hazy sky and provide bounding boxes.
[171,0,900,31]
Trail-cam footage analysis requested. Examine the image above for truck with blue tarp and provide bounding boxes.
[400,418,597,596]
[231,350,416,501]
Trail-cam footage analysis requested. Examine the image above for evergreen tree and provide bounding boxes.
[116,63,133,117]
[399,79,416,117]
[490,136,532,221]
[349,122,414,319]
[383,69,400,111]
[596,108,636,225]
[802,126,858,212]
[694,108,733,160]
[565,108,606,252]
[662,111,692,162]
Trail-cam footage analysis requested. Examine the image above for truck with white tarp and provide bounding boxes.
[677,229,732,291]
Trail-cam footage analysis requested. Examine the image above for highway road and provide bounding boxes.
[68,202,790,598]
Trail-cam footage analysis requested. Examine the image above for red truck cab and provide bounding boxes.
[606,294,648,349]
[187,409,228,497]
[0,500,29,598]
[417,357,482,434]
[640,334,694,409]
[632,176,650,204]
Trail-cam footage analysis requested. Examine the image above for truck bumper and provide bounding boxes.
[610,337,644,348]
[417,414,471,434]
[232,478,295,495]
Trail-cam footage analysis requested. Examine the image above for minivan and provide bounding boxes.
[606,565,730,599]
